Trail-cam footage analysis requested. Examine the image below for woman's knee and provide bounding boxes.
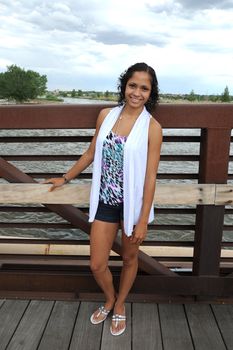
[90,259,108,274]
[122,252,138,267]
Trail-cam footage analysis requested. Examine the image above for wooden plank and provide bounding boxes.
[0,299,29,350]
[38,300,79,350]
[185,304,226,350]
[69,302,103,350]
[0,183,216,205]
[0,157,176,276]
[0,245,232,260]
[159,304,194,350]
[132,303,162,350]
[215,185,233,205]
[155,184,215,205]
[0,182,228,205]
[211,304,233,349]
[0,184,90,206]
[101,303,131,350]
[6,300,54,350]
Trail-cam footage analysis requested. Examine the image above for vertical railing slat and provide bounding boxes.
[193,128,232,276]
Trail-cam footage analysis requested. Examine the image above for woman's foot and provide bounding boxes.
[110,303,126,336]
[90,298,116,324]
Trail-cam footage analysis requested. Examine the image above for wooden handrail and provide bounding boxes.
[0,183,232,205]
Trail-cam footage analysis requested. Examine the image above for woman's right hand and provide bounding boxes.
[40,177,66,192]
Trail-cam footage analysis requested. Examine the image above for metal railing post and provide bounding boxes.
[193,128,232,276]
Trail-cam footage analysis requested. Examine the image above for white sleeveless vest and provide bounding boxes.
[88,105,154,236]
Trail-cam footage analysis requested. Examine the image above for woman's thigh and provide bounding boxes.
[90,219,119,265]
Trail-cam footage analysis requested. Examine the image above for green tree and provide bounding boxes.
[221,86,231,102]
[187,89,196,102]
[71,89,76,97]
[104,90,109,98]
[209,94,220,102]
[0,65,47,102]
[59,91,68,97]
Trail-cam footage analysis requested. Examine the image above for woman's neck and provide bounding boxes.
[121,104,144,119]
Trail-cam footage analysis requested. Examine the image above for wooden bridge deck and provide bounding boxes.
[0,299,232,350]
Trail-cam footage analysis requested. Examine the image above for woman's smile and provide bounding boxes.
[124,71,152,109]
[129,96,142,103]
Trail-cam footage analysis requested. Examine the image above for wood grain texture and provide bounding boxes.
[0,300,232,349]
[215,185,233,205]
[0,184,91,206]
[211,304,233,349]
[38,301,79,350]
[1,183,230,205]
[159,303,194,350]
[0,300,29,350]
[132,303,162,350]
[69,302,103,350]
[185,304,226,350]
[6,300,54,350]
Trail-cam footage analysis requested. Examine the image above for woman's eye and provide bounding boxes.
[128,83,150,91]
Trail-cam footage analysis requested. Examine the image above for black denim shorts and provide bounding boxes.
[94,201,124,223]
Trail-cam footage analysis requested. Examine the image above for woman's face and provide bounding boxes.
[124,71,152,109]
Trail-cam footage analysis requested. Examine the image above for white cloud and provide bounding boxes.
[0,58,13,68]
[0,0,232,93]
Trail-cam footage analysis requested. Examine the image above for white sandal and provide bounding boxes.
[110,313,126,336]
[90,306,111,325]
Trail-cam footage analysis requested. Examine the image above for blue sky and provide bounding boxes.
[0,0,233,94]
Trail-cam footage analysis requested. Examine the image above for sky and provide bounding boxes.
[0,0,233,94]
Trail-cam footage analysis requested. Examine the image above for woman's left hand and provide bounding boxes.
[130,221,148,245]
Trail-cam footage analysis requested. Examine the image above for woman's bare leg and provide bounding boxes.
[112,221,140,333]
[90,219,119,322]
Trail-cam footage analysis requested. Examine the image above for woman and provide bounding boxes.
[43,62,162,336]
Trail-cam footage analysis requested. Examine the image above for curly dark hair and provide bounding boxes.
[117,62,159,113]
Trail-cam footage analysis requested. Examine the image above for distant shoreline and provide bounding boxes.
[0,97,115,105]
[0,96,232,105]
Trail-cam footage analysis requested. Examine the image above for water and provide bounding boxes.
[62,97,114,105]
[0,99,232,242]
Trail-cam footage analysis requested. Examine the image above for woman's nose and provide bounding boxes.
[132,88,140,96]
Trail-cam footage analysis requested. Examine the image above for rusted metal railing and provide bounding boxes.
[0,104,232,302]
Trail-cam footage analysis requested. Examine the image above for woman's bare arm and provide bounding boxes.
[43,108,111,191]
[63,108,111,181]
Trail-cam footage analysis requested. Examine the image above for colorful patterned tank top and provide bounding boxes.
[99,129,127,205]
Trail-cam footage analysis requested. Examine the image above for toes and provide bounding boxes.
[95,314,103,321]
[112,322,125,333]
[93,312,100,321]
